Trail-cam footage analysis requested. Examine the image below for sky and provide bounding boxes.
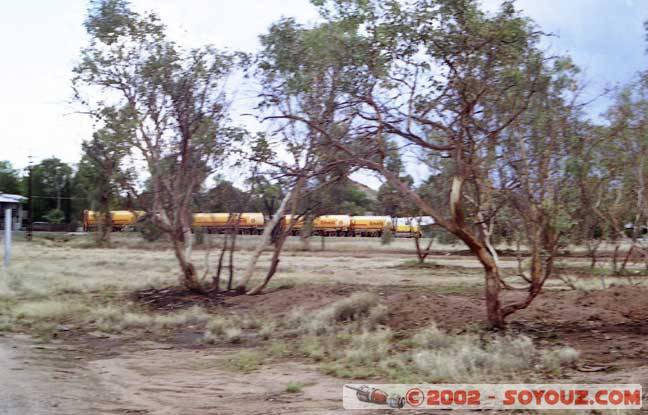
[0,0,646,188]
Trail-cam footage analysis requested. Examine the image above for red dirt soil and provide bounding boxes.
[133,283,648,370]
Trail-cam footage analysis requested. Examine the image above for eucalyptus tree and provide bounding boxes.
[598,77,648,271]
[235,17,371,293]
[73,0,240,291]
[77,108,132,244]
[294,0,582,327]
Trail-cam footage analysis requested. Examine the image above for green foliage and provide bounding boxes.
[221,350,264,373]
[197,179,248,213]
[136,219,163,242]
[0,161,21,194]
[28,158,73,222]
[380,229,393,245]
[285,382,303,393]
[377,175,415,217]
[44,209,65,224]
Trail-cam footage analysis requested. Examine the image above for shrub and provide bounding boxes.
[541,347,580,372]
[137,220,163,242]
[285,383,303,393]
[44,209,65,224]
[223,350,263,373]
[292,292,382,335]
[381,230,394,245]
[411,323,452,349]
[344,329,392,366]
[224,327,242,344]
[411,331,536,381]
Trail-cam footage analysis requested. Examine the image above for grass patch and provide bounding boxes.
[289,292,387,335]
[13,299,89,322]
[302,319,580,383]
[285,382,303,393]
[221,350,264,373]
[87,305,212,334]
[541,346,580,373]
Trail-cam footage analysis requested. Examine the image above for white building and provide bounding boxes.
[0,193,26,230]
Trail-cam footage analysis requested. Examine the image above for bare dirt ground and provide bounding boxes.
[1,236,647,413]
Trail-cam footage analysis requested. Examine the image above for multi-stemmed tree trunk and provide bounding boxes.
[237,187,295,293]
[414,233,433,264]
[74,0,237,292]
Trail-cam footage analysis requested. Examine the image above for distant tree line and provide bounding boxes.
[0,158,389,226]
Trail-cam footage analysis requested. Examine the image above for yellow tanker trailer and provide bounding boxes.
[394,223,422,238]
[282,214,304,234]
[313,215,351,236]
[282,214,351,236]
[350,216,393,237]
[192,212,264,234]
[83,210,145,231]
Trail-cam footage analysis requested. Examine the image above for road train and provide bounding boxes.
[82,210,422,237]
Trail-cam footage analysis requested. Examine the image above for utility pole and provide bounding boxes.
[26,155,33,241]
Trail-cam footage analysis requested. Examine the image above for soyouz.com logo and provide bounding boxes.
[342,384,642,410]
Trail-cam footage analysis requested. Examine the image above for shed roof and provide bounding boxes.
[0,193,26,204]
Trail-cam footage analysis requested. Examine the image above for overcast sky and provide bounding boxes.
[0,0,646,186]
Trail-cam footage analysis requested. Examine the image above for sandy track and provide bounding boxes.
[0,336,351,414]
[0,336,113,414]
[90,345,347,414]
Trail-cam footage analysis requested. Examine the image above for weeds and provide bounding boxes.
[411,332,536,382]
[224,327,243,344]
[87,305,212,334]
[285,382,303,393]
[541,347,580,373]
[289,292,384,335]
[222,350,264,373]
[156,306,210,328]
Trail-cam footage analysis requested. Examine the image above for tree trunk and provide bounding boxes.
[472,244,504,329]
[484,266,504,328]
[300,220,311,250]
[213,232,229,291]
[247,229,290,295]
[236,189,293,292]
[450,225,506,328]
[620,244,637,274]
[414,234,433,264]
[227,221,239,290]
[172,237,203,293]
[612,243,621,275]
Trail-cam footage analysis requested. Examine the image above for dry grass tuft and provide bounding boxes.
[411,331,536,381]
[224,327,243,343]
[156,306,210,328]
[285,382,303,393]
[343,329,392,366]
[290,292,384,335]
[13,300,89,322]
[541,346,580,372]
[222,350,264,373]
[88,305,211,334]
